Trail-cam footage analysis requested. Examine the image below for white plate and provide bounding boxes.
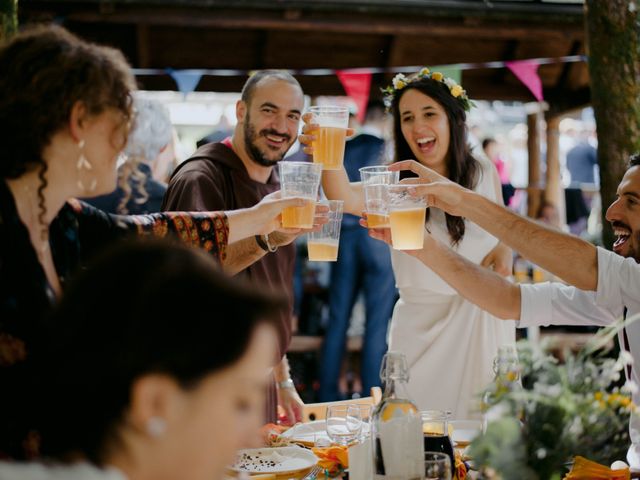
[450,420,482,445]
[231,446,318,474]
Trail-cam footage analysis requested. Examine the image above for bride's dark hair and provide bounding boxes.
[391,77,480,245]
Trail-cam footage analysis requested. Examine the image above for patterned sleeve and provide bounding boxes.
[67,199,229,264]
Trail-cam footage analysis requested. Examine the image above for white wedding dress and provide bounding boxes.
[388,158,516,419]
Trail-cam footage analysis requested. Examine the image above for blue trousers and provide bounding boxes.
[318,226,397,401]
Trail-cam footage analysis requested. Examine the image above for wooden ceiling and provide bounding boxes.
[20,0,590,110]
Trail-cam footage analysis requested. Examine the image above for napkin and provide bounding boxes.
[564,456,630,480]
[312,445,348,476]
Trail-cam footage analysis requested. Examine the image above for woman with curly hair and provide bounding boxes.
[0,24,307,459]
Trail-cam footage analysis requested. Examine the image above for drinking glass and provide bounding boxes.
[309,106,349,170]
[387,184,427,250]
[359,166,399,229]
[307,200,344,262]
[421,411,455,478]
[278,161,322,228]
[424,452,452,480]
[326,404,362,445]
[354,404,372,440]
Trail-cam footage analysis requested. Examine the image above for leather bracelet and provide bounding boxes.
[255,234,269,252]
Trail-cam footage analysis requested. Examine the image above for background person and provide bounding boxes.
[86,97,172,215]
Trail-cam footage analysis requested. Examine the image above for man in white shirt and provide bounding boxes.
[369,154,640,468]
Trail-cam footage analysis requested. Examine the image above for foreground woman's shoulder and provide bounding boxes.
[0,462,127,480]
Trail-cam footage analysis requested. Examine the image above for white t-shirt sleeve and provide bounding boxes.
[596,246,640,315]
[519,281,619,328]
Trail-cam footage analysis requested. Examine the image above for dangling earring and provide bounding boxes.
[76,139,97,193]
[146,416,167,437]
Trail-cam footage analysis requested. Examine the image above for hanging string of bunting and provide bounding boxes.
[135,54,587,117]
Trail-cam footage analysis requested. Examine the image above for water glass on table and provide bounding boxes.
[325,404,362,445]
[387,184,427,250]
[424,452,452,480]
[307,200,343,262]
[359,165,399,229]
[308,105,349,170]
[278,161,322,228]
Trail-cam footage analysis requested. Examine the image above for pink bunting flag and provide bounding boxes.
[506,60,544,102]
[336,70,372,123]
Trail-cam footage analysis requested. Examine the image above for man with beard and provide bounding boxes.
[366,154,640,469]
[162,70,306,424]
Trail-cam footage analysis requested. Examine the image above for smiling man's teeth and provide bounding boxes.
[266,135,285,143]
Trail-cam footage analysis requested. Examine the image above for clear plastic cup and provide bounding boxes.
[307,200,343,262]
[309,105,349,170]
[359,166,399,229]
[387,184,426,250]
[279,161,322,228]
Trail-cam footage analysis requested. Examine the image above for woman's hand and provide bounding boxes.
[269,201,330,248]
[298,112,355,156]
[389,160,470,217]
[359,213,425,259]
[226,191,327,243]
[481,242,513,277]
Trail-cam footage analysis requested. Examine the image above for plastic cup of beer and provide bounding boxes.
[309,105,349,170]
[387,184,426,250]
[279,161,322,229]
[307,200,344,262]
[359,166,399,229]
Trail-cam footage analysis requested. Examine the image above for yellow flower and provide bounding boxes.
[451,85,464,98]
[594,392,603,401]
[419,67,430,76]
[431,72,444,81]
[392,73,408,90]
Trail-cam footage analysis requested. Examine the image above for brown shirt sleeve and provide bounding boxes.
[162,165,228,212]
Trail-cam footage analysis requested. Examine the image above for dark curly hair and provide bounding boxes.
[0,24,136,225]
[391,77,480,245]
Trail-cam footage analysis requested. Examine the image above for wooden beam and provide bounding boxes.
[57,8,584,41]
[544,114,566,227]
[135,23,150,68]
[527,111,542,218]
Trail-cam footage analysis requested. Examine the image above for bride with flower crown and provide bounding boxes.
[300,69,516,419]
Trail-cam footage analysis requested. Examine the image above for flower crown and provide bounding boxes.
[382,67,475,112]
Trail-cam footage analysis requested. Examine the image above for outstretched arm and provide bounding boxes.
[390,160,598,291]
[366,225,521,320]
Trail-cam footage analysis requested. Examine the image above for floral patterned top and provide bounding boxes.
[0,180,229,460]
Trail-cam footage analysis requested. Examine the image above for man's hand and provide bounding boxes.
[298,112,356,156]
[277,383,304,426]
[389,160,470,217]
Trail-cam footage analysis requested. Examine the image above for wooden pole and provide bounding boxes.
[527,111,542,218]
[0,0,18,44]
[544,114,566,227]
